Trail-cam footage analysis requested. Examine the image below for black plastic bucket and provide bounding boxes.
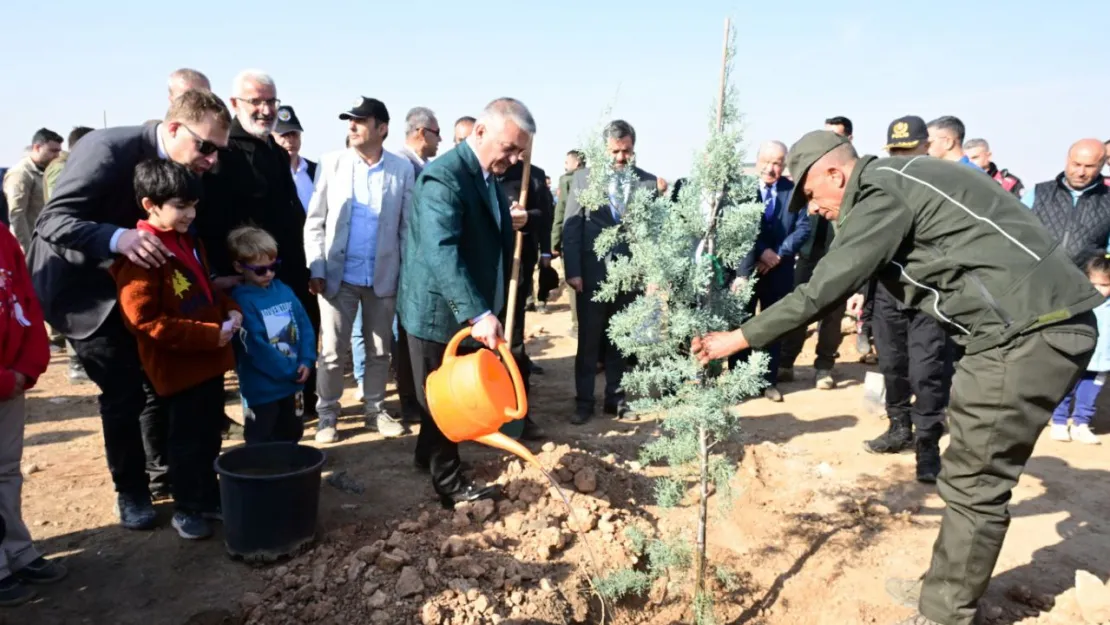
[214,442,326,562]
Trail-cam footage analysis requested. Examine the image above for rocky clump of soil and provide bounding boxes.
[990,570,1110,625]
[241,443,652,625]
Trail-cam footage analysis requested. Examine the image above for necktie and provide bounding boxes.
[488,177,504,315]
[763,185,776,221]
[609,178,626,222]
[487,177,501,228]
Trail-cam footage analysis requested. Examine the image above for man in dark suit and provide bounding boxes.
[562,120,657,424]
[195,70,319,413]
[27,90,232,530]
[730,140,812,402]
[397,98,533,507]
[498,159,554,440]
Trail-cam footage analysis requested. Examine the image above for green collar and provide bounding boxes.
[836,155,877,228]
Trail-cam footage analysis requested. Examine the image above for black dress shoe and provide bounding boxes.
[529,362,545,375]
[439,482,500,509]
[570,409,592,425]
[521,418,546,441]
[604,403,639,422]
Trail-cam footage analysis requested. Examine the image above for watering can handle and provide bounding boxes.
[494,340,528,421]
[443,327,471,363]
[444,327,528,421]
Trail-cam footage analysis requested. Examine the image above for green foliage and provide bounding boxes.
[654,477,686,509]
[571,23,760,622]
[594,569,653,601]
[694,592,717,625]
[714,566,744,592]
[645,536,693,576]
[623,525,649,555]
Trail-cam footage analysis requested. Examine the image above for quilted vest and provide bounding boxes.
[1031,174,1110,267]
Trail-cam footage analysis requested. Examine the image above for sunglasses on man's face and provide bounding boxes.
[241,259,282,276]
[181,124,220,155]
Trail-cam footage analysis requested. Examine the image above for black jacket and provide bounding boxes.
[197,120,310,301]
[1030,174,1110,268]
[28,124,159,338]
[498,161,554,260]
[562,166,657,293]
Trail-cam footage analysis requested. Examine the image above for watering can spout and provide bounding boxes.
[475,433,544,472]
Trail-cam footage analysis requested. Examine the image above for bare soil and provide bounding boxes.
[7,287,1109,625]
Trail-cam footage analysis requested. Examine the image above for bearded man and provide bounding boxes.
[195,69,319,412]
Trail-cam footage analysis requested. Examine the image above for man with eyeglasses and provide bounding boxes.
[196,69,320,416]
[27,90,233,531]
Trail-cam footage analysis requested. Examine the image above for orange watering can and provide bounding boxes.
[425,327,541,469]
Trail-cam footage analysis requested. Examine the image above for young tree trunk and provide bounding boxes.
[695,423,709,594]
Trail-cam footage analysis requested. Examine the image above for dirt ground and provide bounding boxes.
[6,285,1109,625]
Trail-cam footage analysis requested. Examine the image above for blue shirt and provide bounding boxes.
[231,279,317,407]
[342,156,385,286]
[1021,180,1110,248]
[1089,298,1110,372]
[958,155,983,171]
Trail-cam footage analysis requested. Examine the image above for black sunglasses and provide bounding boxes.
[241,259,281,276]
[181,124,220,155]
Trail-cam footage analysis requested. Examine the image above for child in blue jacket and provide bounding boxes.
[228,227,316,444]
[1051,254,1110,445]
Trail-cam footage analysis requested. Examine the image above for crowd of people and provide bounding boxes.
[0,65,1108,624]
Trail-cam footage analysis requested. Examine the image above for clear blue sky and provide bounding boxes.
[1,0,1105,184]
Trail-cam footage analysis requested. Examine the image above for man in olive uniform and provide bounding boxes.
[692,130,1100,625]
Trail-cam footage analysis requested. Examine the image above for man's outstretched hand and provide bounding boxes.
[691,330,750,366]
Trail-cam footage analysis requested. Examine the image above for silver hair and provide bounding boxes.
[405,107,438,137]
[477,98,536,135]
[758,140,788,158]
[964,137,990,151]
[168,68,210,94]
[232,69,276,96]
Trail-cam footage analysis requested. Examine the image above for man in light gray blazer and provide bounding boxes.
[305,97,414,443]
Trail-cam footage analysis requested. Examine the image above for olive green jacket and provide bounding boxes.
[551,170,577,252]
[742,155,1103,355]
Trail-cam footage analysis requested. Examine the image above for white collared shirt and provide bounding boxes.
[291,156,314,212]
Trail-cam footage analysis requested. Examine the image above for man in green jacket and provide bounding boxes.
[693,131,1100,625]
[397,97,533,508]
[553,149,584,335]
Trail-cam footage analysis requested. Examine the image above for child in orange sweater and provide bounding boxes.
[111,159,241,541]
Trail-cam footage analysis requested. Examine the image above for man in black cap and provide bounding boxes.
[305,97,415,444]
[692,130,1100,625]
[845,116,951,484]
[272,105,316,213]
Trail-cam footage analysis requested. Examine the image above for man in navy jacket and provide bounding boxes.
[730,140,811,402]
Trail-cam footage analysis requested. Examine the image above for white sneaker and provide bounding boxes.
[815,369,835,390]
[315,416,339,444]
[354,384,365,403]
[1050,423,1071,442]
[1070,424,1101,445]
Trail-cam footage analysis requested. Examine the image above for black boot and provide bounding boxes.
[915,427,942,484]
[864,413,912,454]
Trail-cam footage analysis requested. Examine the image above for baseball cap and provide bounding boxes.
[884,115,928,151]
[785,130,851,213]
[339,96,390,123]
[274,105,303,134]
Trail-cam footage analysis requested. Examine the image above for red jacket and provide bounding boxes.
[111,222,239,397]
[0,227,50,399]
